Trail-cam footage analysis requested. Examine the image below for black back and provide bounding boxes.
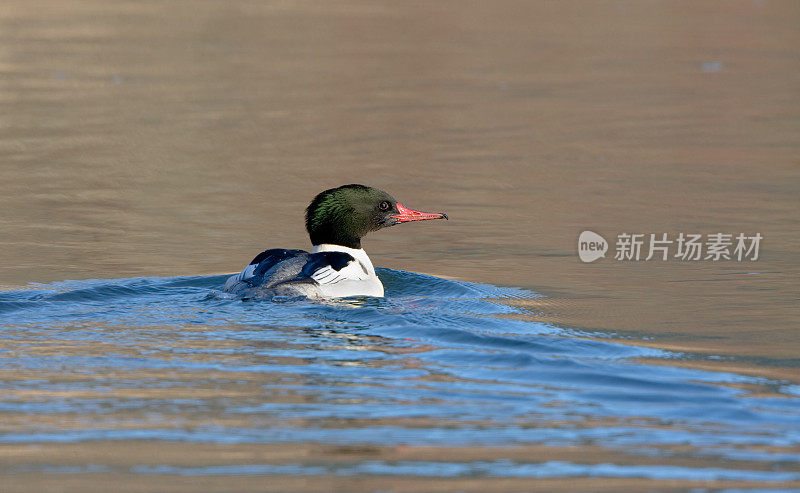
[249,249,307,278]
[241,248,356,289]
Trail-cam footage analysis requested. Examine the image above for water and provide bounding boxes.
[1,0,798,490]
[1,271,798,490]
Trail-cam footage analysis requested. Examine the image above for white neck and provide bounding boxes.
[312,244,376,276]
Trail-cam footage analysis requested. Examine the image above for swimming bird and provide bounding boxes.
[224,184,448,299]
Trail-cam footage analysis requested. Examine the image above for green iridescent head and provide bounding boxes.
[305,184,447,249]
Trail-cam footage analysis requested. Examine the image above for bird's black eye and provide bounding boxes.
[379,201,391,212]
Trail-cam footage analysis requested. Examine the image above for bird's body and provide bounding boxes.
[224,184,446,299]
[223,244,383,298]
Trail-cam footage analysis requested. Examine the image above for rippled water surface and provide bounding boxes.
[1,0,799,491]
[1,271,799,491]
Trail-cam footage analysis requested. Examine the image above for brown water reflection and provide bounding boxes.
[1,1,798,358]
[1,0,799,490]
[3,442,795,493]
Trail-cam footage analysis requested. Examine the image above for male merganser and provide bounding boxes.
[224,184,447,299]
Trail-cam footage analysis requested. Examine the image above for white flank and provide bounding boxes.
[311,244,384,297]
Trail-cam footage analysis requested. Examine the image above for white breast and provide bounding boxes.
[311,244,384,297]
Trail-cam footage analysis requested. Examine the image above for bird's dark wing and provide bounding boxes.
[250,249,308,278]
[226,249,363,297]
[272,251,358,288]
[226,249,307,286]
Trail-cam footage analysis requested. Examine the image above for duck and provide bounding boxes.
[223,184,448,299]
